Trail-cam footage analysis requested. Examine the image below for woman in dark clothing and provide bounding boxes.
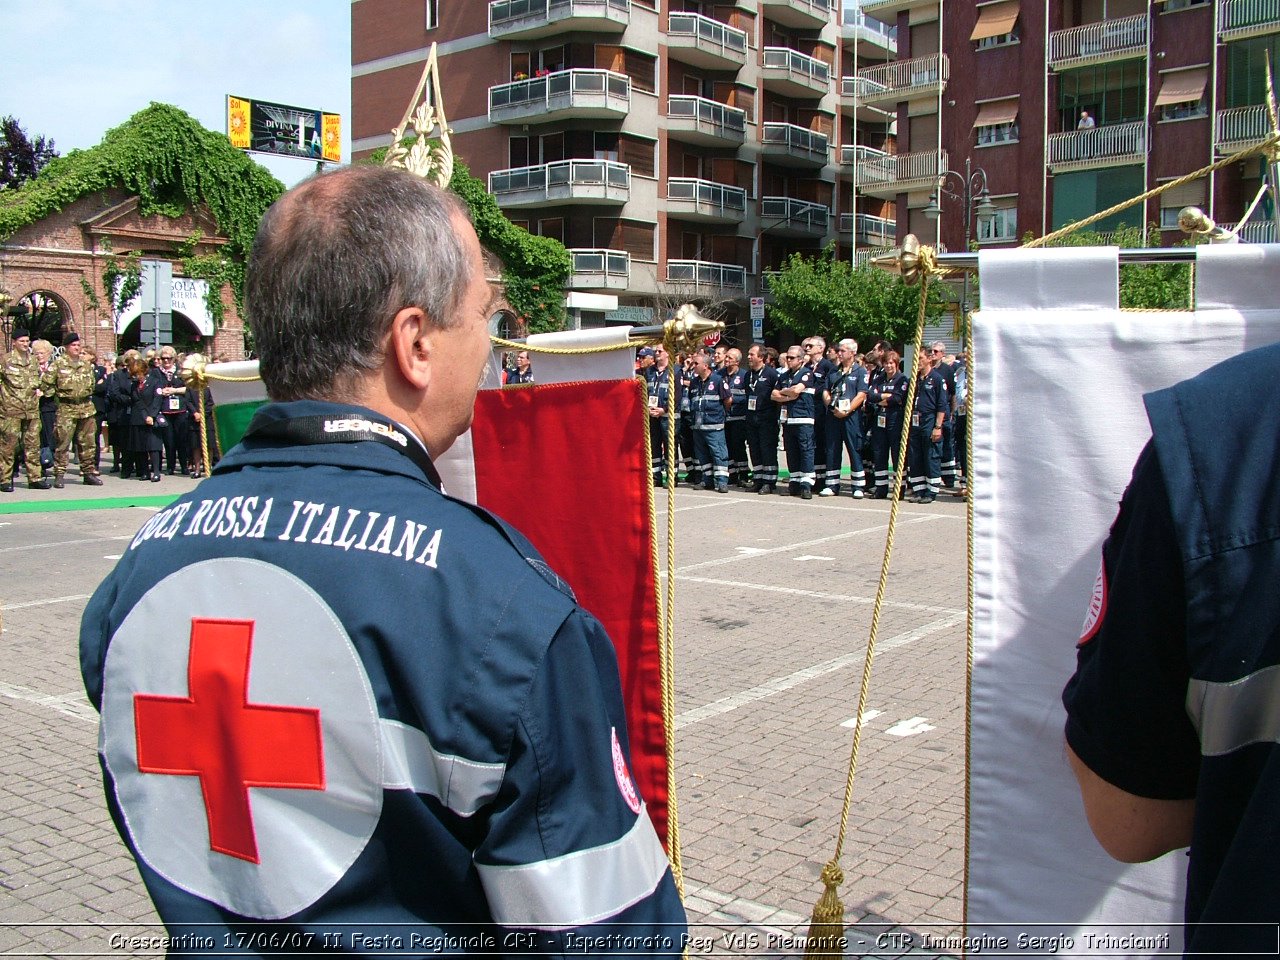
[127,358,162,481]
[106,357,135,475]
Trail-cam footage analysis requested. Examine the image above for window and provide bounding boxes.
[974,98,1019,145]
[1058,60,1144,129]
[976,29,1019,49]
[1155,67,1208,121]
[1226,35,1280,108]
[1160,0,1209,10]
[1160,96,1208,121]
[977,206,1018,243]
[1158,179,1205,230]
[971,2,1020,49]
[425,0,438,30]
[977,122,1019,145]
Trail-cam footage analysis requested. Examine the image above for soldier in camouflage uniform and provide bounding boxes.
[0,328,52,492]
[42,333,103,487]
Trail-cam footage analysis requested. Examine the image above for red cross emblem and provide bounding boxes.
[133,618,326,864]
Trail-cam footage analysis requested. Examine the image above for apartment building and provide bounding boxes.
[351,0,898,330]
[855,0,1279,261]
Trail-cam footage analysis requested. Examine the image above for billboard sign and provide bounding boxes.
[227,95,341,163]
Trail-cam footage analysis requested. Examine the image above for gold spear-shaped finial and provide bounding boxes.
[383,43,455,188]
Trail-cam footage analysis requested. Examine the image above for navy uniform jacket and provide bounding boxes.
[746,366,779,422]
[911,368,946,424]
[80,399,686,955]
[867,371,908,430]
[689,372,729,430]
[506,368,534,385]
[645,365,677,418]
[1064,343,1280,955]
[825,365,868,418]
[776,367,816,425]
[724,370,749,422]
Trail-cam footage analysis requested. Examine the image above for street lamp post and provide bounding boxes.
[923,157,997,317]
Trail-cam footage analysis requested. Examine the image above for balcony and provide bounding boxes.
[489,159,631,208]
[761,47,832,98]
[1219,0,1280,40]
[570,249,631,290]
[859,0,938,21]
[760,122,830,167]
[761,0,833,30]
[665,260,748,294]
[1046,120,1146,172]
[666,95,747,147]
[1215,104,1272,153]
[842,7,897,56]
[854,244,897,267]
[840,76,896,120]
[855,54,949,111]
[761,197,831,236]
[489,70,630,125]
[1048,14,1147,70]
[855,148,947,200]
[488,0,629,39]
[840,143,890,166]
[667,178,748,224]
[841,212,897,245]
[666,12,749,70]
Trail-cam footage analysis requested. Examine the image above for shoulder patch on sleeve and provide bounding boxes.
[1078,555,1108,646]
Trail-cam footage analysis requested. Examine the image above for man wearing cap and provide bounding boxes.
[0,329,52,491]
[43,333,103,487]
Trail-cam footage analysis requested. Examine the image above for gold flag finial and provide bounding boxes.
[383,43,455,187]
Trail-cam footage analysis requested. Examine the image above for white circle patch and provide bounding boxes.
[100,558,383,919]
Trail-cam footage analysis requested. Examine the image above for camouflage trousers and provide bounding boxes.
[0,414,44,484]
[54,411,100,479]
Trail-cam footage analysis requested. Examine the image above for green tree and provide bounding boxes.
[0,116,58,191]
[766,245,946,346]
[1036,222,1194,310]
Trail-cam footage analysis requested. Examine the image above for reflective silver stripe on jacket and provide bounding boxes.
[1186,664,1280,756]
[379,719,505,816]
[476,805,670,929]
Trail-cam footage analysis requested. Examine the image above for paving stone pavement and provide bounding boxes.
[0,476,969,958]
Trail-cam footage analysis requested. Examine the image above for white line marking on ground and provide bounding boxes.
[734,547,769,556]
[655,500,740,515]
[674,614,964,729]
[886,716,936,737]
[677,575,964,616]
[669,516,933,574]
[841,709,883,728]
[0,682,96,723]
[792,554,834,562]
[2,594,92,610]
[0,535,132,554]
[104,554,122,560]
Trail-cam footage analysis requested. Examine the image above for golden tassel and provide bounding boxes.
[803,861,846,959]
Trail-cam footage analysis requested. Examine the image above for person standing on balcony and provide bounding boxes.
[1077,109,1095,130]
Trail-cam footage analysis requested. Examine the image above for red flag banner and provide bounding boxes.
[470,379,669,845]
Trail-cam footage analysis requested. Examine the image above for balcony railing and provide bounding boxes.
[761,47,832,96]
[840,143,890,166]
[667,178,748,221]
[1219,220,1278,243]
[761,122,830,165]
[1047,120,1146,170]
[488,159,631,204]
[1219,0,1280,39]
[854,54,949,104]
[1048,14,1147,69]
[761,197,831,232]
[489,69,630,123]
[841,212,896,243]
[856,148,947,190]
[853,244,897,268]
[843,6,898,46]
[1216,104,1271,151]
[667,12,749,65]
[666,95,747,145]
[489,0,630,37]
[570,248,631,288]
[666,260,748,291]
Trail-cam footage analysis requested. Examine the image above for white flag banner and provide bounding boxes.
[968,244,1280,954]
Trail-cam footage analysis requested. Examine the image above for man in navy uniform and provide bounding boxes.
[803,336,834,494]
[722,348,750,487]
[772,346,816,499]
[907,350,946,503]
[1064,341,1280,956]
[644,346,677,487]
[688,350,731,493]
[820,338,868,499]
[79,166,686,954]
[745,344,780,495]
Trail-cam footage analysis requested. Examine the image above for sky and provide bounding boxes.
[3,0,351,187]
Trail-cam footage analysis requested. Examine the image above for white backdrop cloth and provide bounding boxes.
[967,244,1280,954]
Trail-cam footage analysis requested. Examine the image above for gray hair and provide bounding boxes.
[246,165,475,402]
[838,338,857,353]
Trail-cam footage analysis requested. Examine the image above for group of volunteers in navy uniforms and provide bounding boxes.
[640,336,967,503]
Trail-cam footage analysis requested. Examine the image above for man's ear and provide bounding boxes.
[389,306,432,390]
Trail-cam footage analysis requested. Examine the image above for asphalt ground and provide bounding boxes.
[0,470,968,959]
